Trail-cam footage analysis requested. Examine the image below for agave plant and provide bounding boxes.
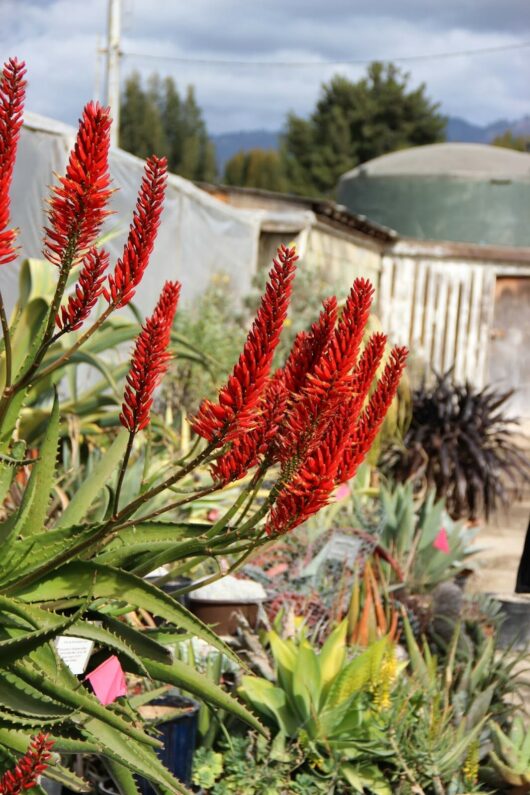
[0,58,406,793]
[383,369,530,519]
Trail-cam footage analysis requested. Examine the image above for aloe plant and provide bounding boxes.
[488,717,530,790]
[239,622,398,792]
[0,57,406,794]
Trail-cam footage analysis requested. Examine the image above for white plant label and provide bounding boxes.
[55,636,94,675]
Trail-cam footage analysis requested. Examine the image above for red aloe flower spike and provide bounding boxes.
[277,279,374,463]
[0,58,26,265]
[211,371,288,483]
[191,245,296,445]
[103,156,167,308]
[266,424,346,536]
[55,247,109,333]
[337,345,408,484]
[282,296,338,395]
[44,102,112,269]
[347,331,388,416]
[120,280,180,433]
[0,733,55,795]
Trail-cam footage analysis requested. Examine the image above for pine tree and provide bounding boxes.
[120,72,168,161]
[119,73,217,181]
[282,62,446,196]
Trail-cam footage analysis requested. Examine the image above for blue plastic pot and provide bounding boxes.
[137,695,199,791]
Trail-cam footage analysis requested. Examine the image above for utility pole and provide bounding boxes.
[105,0,121,147]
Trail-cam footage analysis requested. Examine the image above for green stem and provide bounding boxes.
[113,431,135,517]
[30,302,114,386]
[118,483,219,526]
[112,439,217,524]
[0,245,76,426]
[0,291,12,390]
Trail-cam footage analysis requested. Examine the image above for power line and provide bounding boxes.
[123,39,530,69]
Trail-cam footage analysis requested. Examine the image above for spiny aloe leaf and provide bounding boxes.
[0,670,72,718]
[11,660,160,748]
[15,392,60,539]
[0,390,31,506]
[9,561,247,670]
[103,758,141,795]
[95,521,208,568]
[11,297,49,382]
[0,597,86,666]
[0,524,100,587]
[0,597,153,675]
[99,613,173,665]
[145,658,266,737]
[55,430,129,529]
[81,718,193,795]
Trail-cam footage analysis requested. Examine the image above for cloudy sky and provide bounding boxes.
[2,0,529,134]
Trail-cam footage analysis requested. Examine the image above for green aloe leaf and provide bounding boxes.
[145,658,266,737]
[55,430,129,529]
[11,659,160,748]
[9,561,246,670]
[15,392,60,539]
[81,718,193,795]
[103,758,141,795]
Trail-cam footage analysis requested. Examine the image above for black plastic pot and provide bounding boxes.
[137,695,199,792]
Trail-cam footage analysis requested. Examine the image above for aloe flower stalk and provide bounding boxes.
[55,247,109,334]
[104,156,167,308]
[191,244,297,446]
[120,279,181,433]
[44,102,112,269]
[0,58,26,266]
[211,371,288,484]
[0,734,54,795]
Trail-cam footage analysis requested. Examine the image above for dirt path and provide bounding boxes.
[468,494,529,595]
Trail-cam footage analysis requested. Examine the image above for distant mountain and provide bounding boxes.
[211,130,280,172]
[446,115,530,144]
[211,116,530,174]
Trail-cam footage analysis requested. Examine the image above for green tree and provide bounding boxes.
[119,71,168,161]
[178,86,217,181]
[492,130,530,152]
[282,62,446,196]
[119,73,217,181]
[224,148,288,191]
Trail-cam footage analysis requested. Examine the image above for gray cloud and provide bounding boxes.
[1,0,528,133]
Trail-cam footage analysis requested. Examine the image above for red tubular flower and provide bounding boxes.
[0,58,26,265]
[44,102,112,268]
[120,280,180,433]
[55,247,109,333]
[0,733,54,795]
[191,245,296,445]
[336,345,408,484]
[103,156,167,308]
[282,296,338,395]
[211,371,288,483]
[266,424,346,536]
[277,279,375,463]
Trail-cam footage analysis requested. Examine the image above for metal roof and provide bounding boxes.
[341,142,530,181]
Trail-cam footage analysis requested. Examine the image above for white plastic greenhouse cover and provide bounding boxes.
[0,111,265,316]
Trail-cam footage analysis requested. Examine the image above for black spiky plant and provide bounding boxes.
[383,371,530,519]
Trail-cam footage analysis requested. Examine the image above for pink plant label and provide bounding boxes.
[433,527,450,554]
[334,484,350,501]
[86,655,127,705]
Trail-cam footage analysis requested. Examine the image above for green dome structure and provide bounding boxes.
[337,143,530,246]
